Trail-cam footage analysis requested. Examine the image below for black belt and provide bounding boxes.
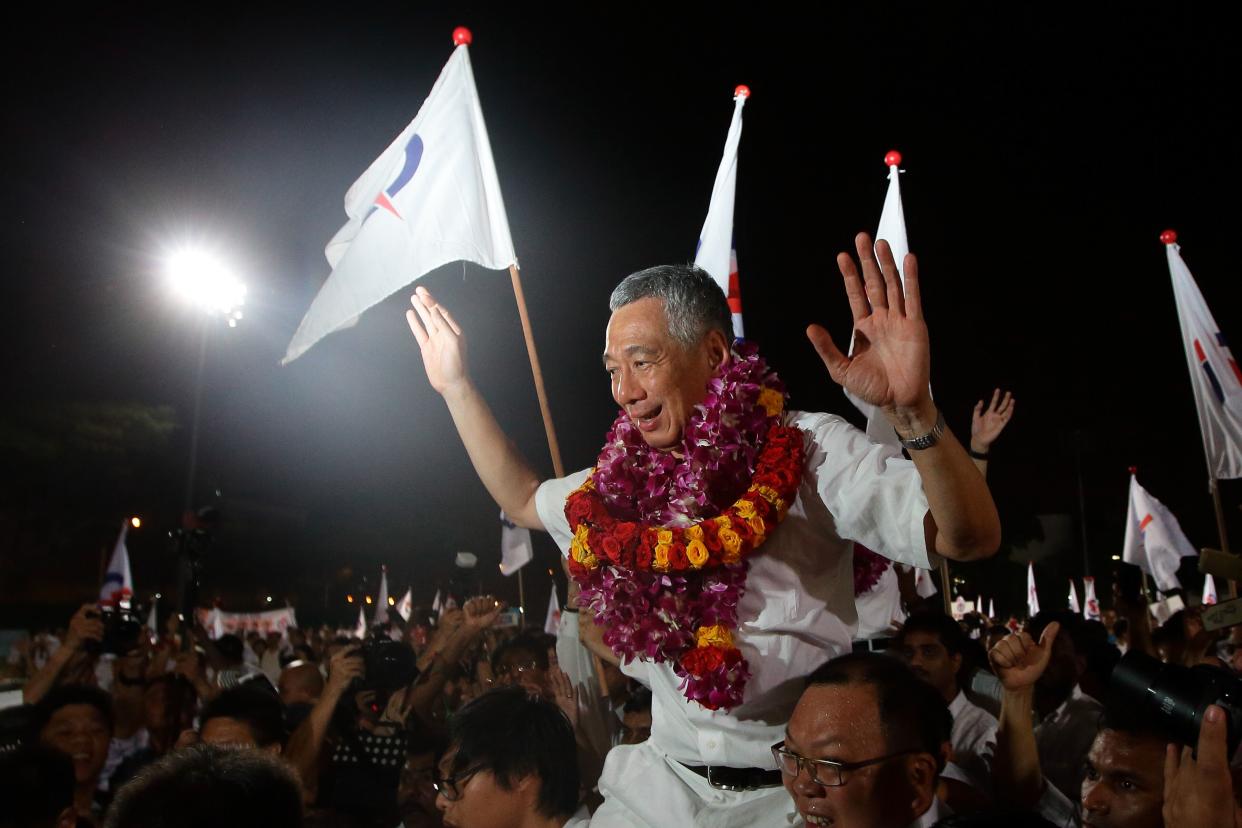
[679,762,784,792]
[852,636,894,653]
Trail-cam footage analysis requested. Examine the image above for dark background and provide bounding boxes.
[2,3,1238,629]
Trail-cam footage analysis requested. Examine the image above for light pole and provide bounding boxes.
[164,246,245,516]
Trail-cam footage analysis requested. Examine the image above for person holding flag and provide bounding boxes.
[406,227,1000,825]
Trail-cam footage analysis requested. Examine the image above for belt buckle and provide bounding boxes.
[706,765,753,792]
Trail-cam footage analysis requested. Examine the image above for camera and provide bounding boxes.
[1111,650,1242,756]
[361,634,419,693]
[85,605,144,655]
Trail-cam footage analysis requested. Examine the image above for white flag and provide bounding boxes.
[396,588,413,622]
[1165,237,1242,478]
[374,567,390,626]
[1203,573,1218,606]
[913,565,938,598]
[1027,562,1040,617]
[694,86,748,339]
[1123,473,1198,592]
[1067,579,1081,614]
[284,32,516,363]
[544,584,561,635]
[431,589,443,619]
[354,606,367,640]
[205,607,224,640]
[1083,576,1102,621]
[146,597,158,635]
[988,598,996,620]
[100,521,134,605]
[846,151,915,447]
[499,511,533,576]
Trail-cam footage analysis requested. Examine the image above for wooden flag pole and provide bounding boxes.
[939,559,952,615]
[509,265,565,478]
[1208,477,1238,598]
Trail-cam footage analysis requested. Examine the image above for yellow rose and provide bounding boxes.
[748,516,766,537]
[722,547,741,566]
[654,543,670,571]
[685,525,704,541]
[713,515,732,530]
[757,387,784,417]
[657,529,674,546]
[686,539,709,568]
[719,528,742,557]
[735,499,757,520]
[696,624,734,649]
[570,524,592,564]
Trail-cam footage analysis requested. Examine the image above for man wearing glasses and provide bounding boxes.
[775,652,950,827]
[433,687,590,828]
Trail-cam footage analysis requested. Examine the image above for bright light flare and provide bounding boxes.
[130,516,142,529]
[165,247,247,318]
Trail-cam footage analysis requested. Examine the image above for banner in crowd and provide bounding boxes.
[500,511,533,575]
[951,597,975,621]
[99,521,133,605]
[284,29,516,363]
[694,86,748,339]
[1165,237,1242,478]
[194,607,297,638]
[1123,472,1198,591]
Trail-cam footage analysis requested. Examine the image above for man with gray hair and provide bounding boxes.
[406,234,1000,826]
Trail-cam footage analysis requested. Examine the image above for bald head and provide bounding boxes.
[277,661,323,706]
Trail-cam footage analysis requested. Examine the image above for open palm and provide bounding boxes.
[807,233,931,410]
[406,286,469,396]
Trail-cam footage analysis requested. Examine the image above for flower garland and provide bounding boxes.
[565,343,805,710]
[853,543,893,597]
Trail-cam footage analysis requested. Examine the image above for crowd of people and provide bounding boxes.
[4,243,1241,827]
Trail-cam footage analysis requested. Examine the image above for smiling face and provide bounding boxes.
[40,704,110,786]
[782,683,931,828]
[603,297,729,450]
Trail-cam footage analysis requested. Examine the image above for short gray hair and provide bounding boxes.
[608,264,733,347]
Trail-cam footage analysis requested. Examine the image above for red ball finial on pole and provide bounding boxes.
[885,150,902,167]
[1128,466,1138,475]
[452,26,473,46]
[1159,229,1177,245]
[734,84,751,99]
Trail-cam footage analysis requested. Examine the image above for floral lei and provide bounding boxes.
[564,342,805,710]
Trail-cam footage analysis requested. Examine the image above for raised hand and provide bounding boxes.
[64,604,104,652]
[405,286,469,397]
[547,667,580,728]
[989,623,1059,692]
[463,596,504,631]
[807,233,930,413]
[971,389,1015,452]
[1163,705,1239,828]
[325,645,365,699]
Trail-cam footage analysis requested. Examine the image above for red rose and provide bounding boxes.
[588,528,607,553]
[636,535,654,569]
[600,535,623,563]
[614,522,639,544]
[732,519,754,544]
[701,525,723,552]
[566,493,593,526]
[668,542,689,571]
[681,646,725,675]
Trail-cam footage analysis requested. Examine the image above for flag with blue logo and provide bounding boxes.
[99,521,133,605]
[284,37,516,363]
[1167,241,1242,478]
[694,87,748,340]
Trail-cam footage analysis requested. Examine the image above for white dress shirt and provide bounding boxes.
[536,411,933,827]
[948,689,997,787]
[1035,684,1103,801]
[854,566,906,641]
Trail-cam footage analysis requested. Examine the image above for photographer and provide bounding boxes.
[23,605,105,705]
[988,623,1240,827]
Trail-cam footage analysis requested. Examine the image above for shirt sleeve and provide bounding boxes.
[795,411,938,570]
[534,468,593,557]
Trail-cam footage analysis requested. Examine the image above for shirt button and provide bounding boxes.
[706,739,718,749]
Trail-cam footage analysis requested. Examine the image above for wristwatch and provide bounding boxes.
[898,410,945,451]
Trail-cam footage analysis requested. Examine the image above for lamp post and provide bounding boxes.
[164,247,245,516]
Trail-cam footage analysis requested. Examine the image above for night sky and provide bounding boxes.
[3,3,1239,628]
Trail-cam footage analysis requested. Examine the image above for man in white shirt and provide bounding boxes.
[405,235,1001,826]
[894,611,997,787]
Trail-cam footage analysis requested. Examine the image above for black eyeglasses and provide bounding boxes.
[771,742,918,787]
[432,765,485,801]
